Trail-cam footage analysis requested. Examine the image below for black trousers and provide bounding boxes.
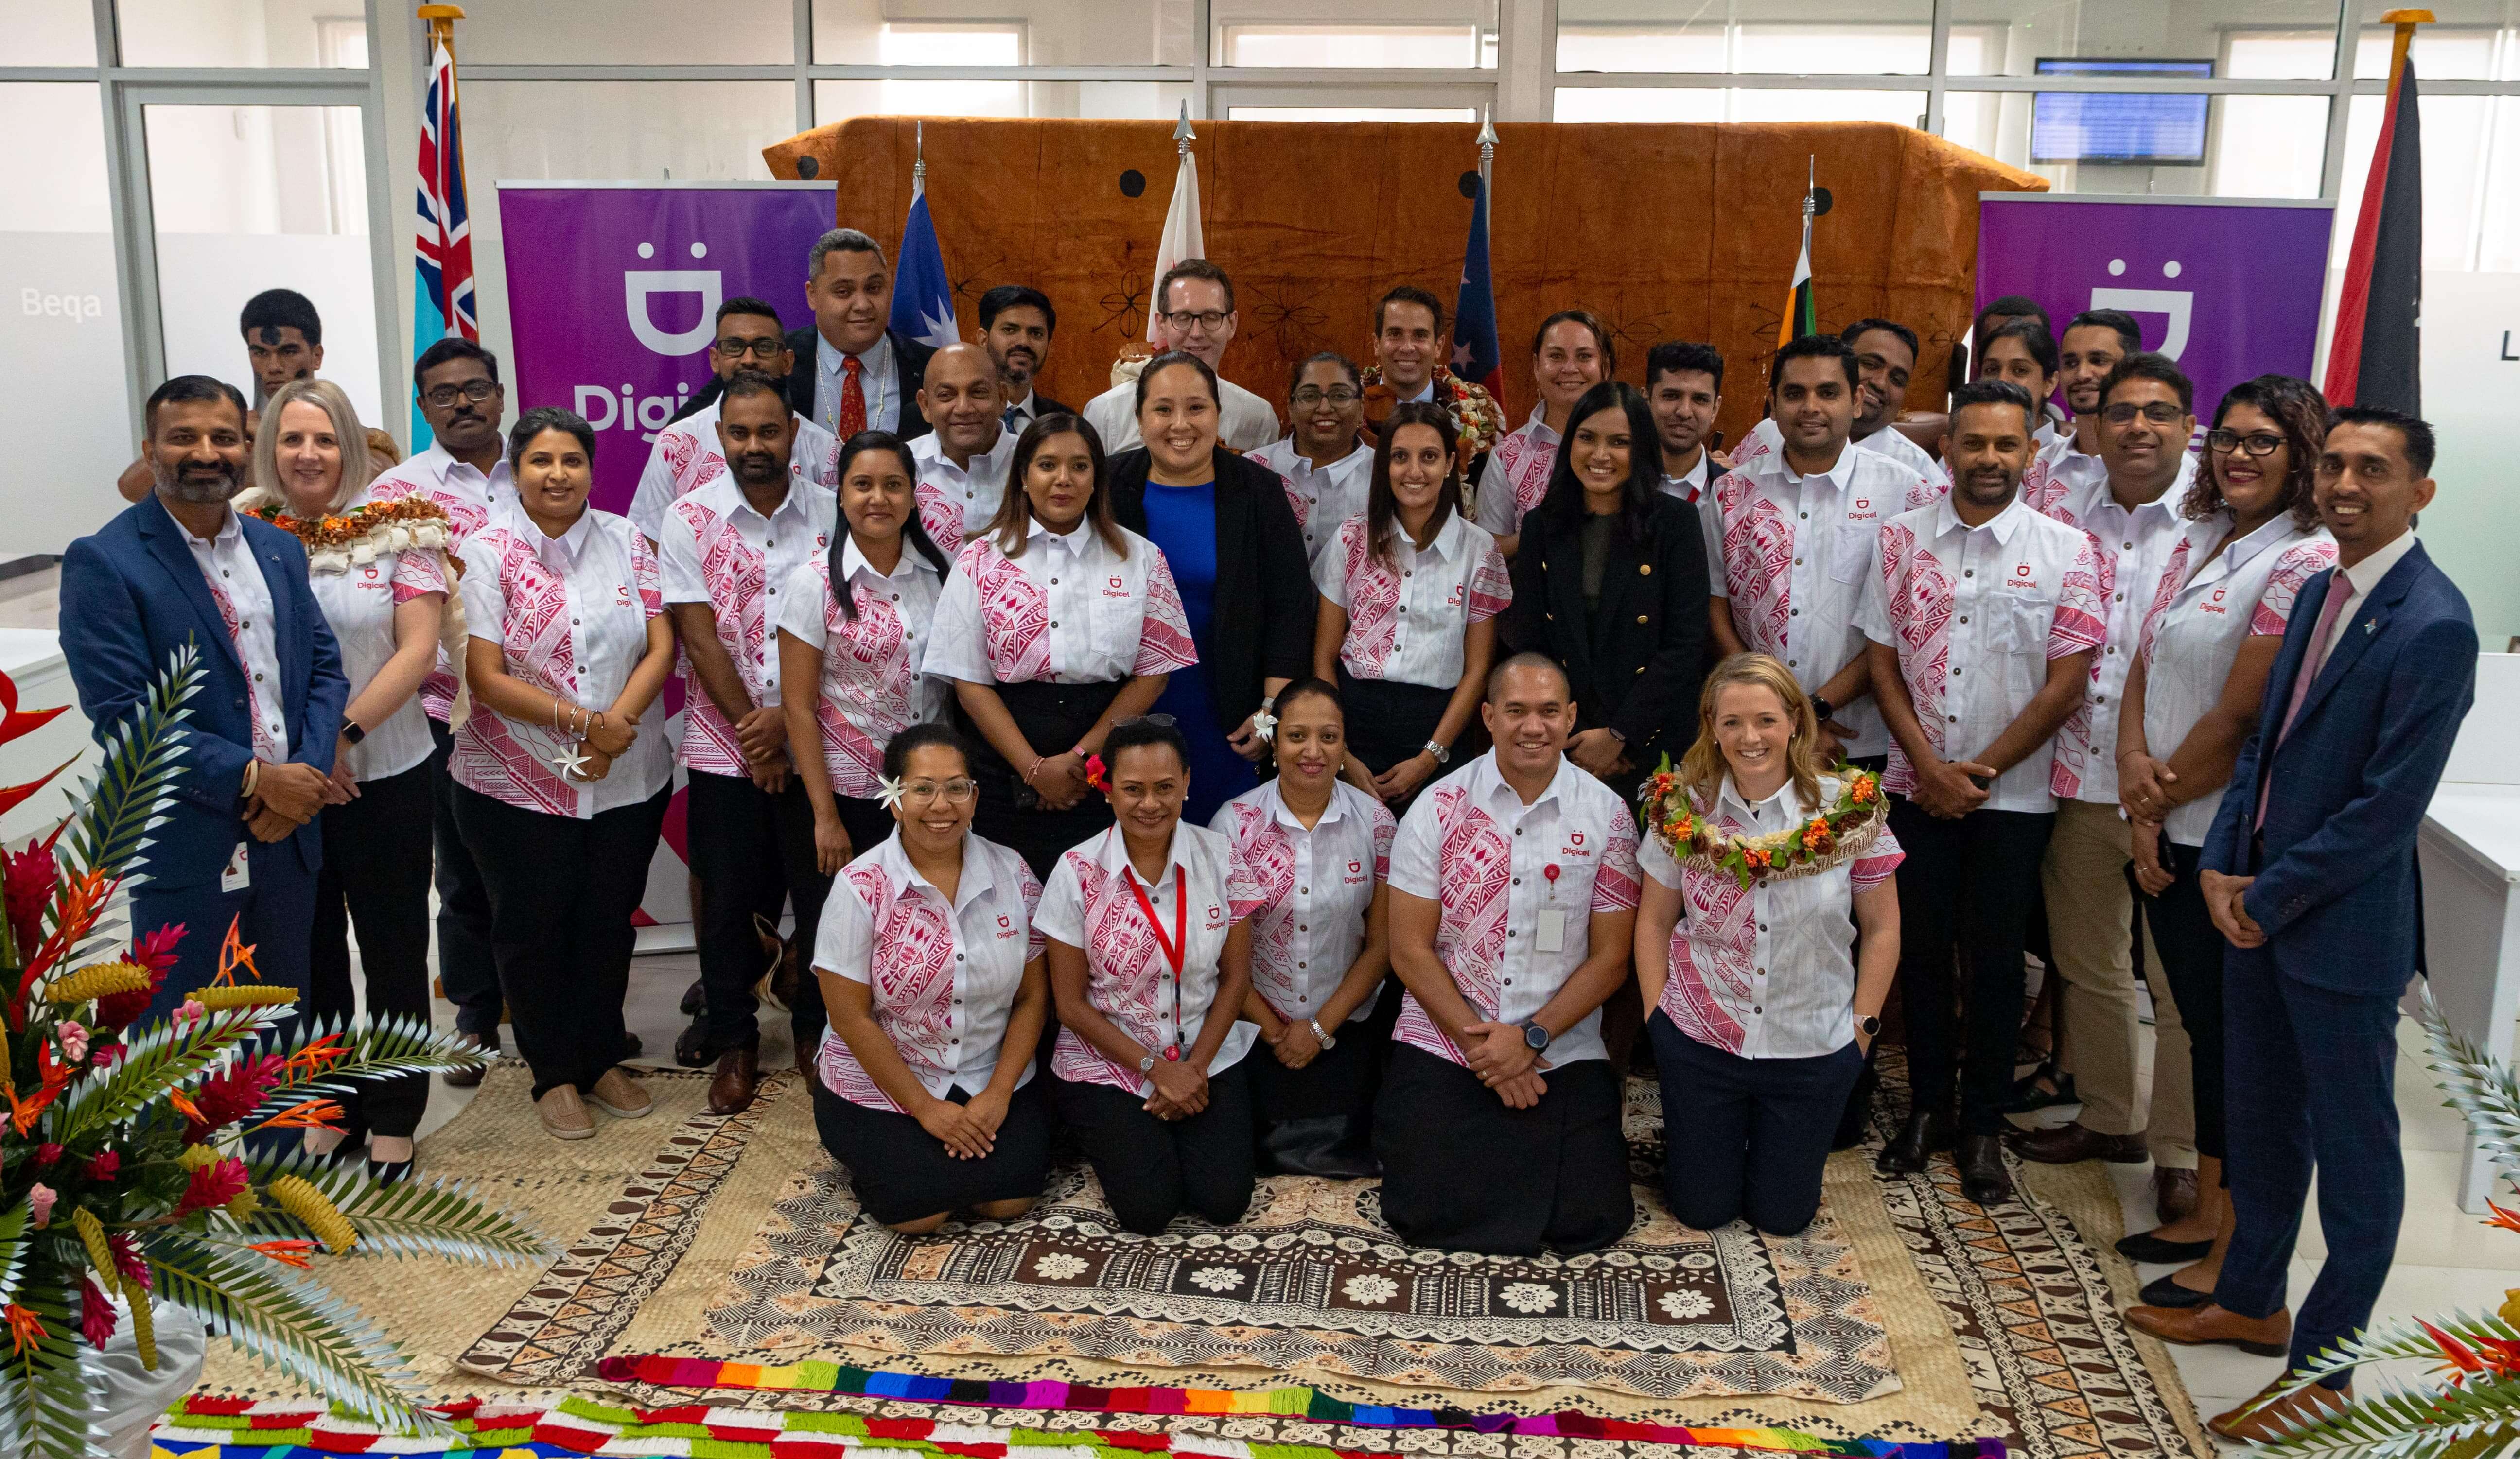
[1374,1043,1633,1256]
[1887,799,2054,1135]
[454,782,670,1099]
[1650,1013,1862,1236]
[792,790,892,1059]
[2144,837,2229,1160]
[309,759,435,1139]
[685,770,833,1053]
[428,720,503,1043]
[813,1076,1055,1225]
[1242,1012,1383,1124]
[1053,1064,1256,1235]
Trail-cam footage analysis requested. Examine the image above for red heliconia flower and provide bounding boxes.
[106,1233,148,1292]
[181,1053,287,1144]
[84,1151,118,1182]
[77,1276,116,1350]
[90,925,180,1032]
[2,840,58,959]
[33,1143,61,1168]
[173,1156,248,1216]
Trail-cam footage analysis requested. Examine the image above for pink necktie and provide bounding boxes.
[2257,573,2355,829]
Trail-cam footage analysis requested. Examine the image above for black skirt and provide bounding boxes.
[810,1073,1055,1226]
[961,677,1123,879]
[1334,667,1452,780]
[1242,1010,1383,1123]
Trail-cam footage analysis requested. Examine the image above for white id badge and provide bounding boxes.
[221,842,251,893]
[1535,908,1568,954]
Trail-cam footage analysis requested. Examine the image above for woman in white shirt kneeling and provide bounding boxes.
[1039,717,1262,1234]
[1636,653,1902,1236]
[814,723,1053,1233]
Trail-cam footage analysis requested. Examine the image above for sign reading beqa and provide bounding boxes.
[497,182,837,515]
[1976,195,2334,423]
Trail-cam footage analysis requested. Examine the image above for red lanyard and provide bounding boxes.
[1124,863,1188,1059]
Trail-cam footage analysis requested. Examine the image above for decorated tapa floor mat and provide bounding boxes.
[154,1393,2008,1457]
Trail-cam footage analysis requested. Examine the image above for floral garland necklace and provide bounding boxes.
[242,494,459,575]
[1360,365,1505,459]
[1638,755,1887,889]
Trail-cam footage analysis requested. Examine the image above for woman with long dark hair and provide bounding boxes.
[1105,351,1316,827]
[1312,401,1509,810]
[2112,374,2335,1305]
[924,413,1195,878]
[777,428,956,1056]
[453,408,676,1141]
[1498,380,1711,800]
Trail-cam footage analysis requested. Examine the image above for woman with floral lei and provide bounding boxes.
[812,724,1051,1233]
[239,378,464,1181]
[1634,653,1900,1237]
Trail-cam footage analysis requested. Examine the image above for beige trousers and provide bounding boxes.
[2041,798,2195,1165]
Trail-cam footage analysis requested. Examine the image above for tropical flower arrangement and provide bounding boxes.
[1359,365,1505,462]
[0,645,547,1453]
[238,495,457,576]
[1637,755,1887,890]
[2241,993,2520,1455]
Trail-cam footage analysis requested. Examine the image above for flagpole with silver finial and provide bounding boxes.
[1175,98,1195,159]
[1478,105,1497,194]
[914,119,926,190]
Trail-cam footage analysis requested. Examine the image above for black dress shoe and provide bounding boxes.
[680,976,707,1017]
[2139,1271,2216,1309]
[2117,1229,2215,1264]
[366,1158,415,1186]
[1874,1108,1954,1175]
[674,1017,718,1069]
[1957,1133,2015,1206]
[1999,1064,2078,1113]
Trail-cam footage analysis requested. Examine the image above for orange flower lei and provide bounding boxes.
[1638,756,1887,890]
[247,494,450,549]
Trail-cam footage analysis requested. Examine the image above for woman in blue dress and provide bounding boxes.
[1105,352,1314,826]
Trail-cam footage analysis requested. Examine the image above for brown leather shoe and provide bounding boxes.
[2208,1376,2351,1442]
[2154,1164,2200,1223]
[708,1045,761,1115]
[2008,1121,2149,1164]
[2124,1301,2292,1357]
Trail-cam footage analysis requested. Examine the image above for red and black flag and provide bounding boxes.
[2324,15,2427,415]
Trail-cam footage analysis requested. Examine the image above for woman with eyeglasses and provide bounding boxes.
[2109,374,2336,1305]
[778,430,956,1058]
[1313,401,1509,810]
[925,413,1196,879]
[453,408,676,1141]
[1040,716,1261,1234]
[1498,381,1711,803]
[813,724,1053,1233]
[1249,352,1373,567]
[1106,351,1317,828]
[1210,678,1396,1178]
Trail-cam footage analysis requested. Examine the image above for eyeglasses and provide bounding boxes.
[899,777,978,805]
[421,379,498,408]
[1291,386,1363,407]
[2205,429,2285,458]
[2102,401,2187,426]
[1159,309,1231,332]
[713,337,787,359]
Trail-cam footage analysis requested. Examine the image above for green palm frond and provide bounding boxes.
[227,1149,549,1265]
[0,1205,28,1315]
[48,1004,282,1143]
[2421,992,2520,1181]
[142,1230,443,1436]
[237,1013,494,1116]
[2246,1368,2520,1458]
[0,1273,104,1459]
[59,643,202,889]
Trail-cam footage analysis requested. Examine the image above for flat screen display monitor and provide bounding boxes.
[2031,58,2214,165]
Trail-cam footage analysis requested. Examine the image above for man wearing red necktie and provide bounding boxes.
[2127,407,2477,1442]
[781,227,936,446]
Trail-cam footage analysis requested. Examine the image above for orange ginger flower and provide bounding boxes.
[256,1098,345,1132]
[247,1239,317,1269]
[5,1304,44,1355]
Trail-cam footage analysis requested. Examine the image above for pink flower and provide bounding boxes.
[175,999,205,1025]
[33,1143,61,1168]
[77,1276,115,1350]
[83,1151,118,1183]
[88,1041,120,1069]
[27,1184,57,1229]
[56,1020,87,1066]
[107,1233,148,1292]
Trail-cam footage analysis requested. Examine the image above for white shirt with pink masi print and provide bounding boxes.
[1210,778,1396,1027]
[775,540,948,802]
[655,473,835,776]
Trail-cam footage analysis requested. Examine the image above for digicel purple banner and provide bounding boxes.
[496,182,836,515]
[1976,195,2334,423]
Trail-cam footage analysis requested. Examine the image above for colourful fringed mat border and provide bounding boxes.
[158,1393,2004,1459]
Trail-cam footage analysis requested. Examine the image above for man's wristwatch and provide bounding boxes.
[1423,740,1450,765]
[1856,1013,1882,1038]
[1809,695,1835,727]
[1519,1019,1552,1053]
[1309,1017,1334,1050]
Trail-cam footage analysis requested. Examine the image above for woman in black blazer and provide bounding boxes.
[1498,380,1711,802]
[1105,352,1316,825]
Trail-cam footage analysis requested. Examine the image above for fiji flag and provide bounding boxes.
[411,25,475,450]
[890,181,962,350]
[1452,174,1503,396]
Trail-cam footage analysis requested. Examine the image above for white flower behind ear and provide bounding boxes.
[876,774,907,811]
[1250,709,1277,744]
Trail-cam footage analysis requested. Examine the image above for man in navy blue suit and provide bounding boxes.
[2127,407,2477,1441]
[61,376,348,1026]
